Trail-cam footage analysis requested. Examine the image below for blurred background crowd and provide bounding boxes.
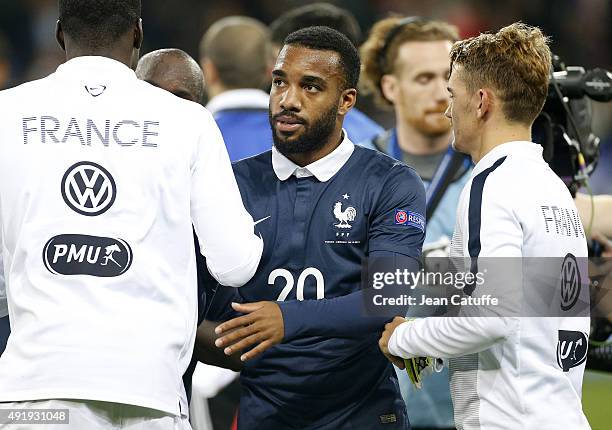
[2,0,609,192]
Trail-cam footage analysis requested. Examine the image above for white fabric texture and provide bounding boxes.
[0,56,262,416]
[389,142,591,429]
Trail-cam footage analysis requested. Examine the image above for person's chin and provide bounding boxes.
[452,139,469,155]
[274,128,303,142]
[433,115,452,127]
[425,120,452,135]
[412,117,449,136]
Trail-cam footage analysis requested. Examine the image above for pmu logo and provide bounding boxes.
[43,234,132,277]
[556,330,588,372]
[560,253,581,311]
[61,161,116,216]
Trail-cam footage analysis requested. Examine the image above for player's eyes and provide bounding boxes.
[416,76,431,85]
[272,79,285,87]
[303,84,320,93]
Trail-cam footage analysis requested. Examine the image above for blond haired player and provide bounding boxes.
[380,23,591,429]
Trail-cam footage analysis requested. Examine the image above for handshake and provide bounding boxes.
[378,317,443,389]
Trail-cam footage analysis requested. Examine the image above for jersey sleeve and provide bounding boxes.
[388,316,513,358]
[388,167,522,359]
[190,109,263,287]
[368,164,426,259]
[278,250,420,340]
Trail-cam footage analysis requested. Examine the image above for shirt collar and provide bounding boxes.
[206,89,270,116]
[272,131,355,182]
[55,56,136,81]
[473,140,543,176]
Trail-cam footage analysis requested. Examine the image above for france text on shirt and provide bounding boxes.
[21,116,160,148]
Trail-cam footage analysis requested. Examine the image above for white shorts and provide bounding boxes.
[0,399,192,429]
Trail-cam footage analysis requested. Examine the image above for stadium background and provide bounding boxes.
[0,0,610,428]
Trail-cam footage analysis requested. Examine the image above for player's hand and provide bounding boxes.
[379,316,407,369]
[214,301,284,362]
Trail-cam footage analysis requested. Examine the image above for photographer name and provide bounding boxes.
[373,294,499,307]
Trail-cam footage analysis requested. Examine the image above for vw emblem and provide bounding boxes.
[61,161,117,216]
[560,253,581,311]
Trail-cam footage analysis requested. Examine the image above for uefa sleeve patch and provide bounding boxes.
[394,209,425,231]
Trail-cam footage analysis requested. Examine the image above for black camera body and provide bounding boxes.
[533,56,612,196]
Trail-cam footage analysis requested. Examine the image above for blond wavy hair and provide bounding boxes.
[450,22,552,124]
[360,17,459,108]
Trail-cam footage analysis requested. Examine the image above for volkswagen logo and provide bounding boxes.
[61,161,117,216]
[560,253,581,311]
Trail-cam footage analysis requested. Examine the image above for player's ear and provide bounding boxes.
[380,74,397,105]
[338,88,357,116]
[477,88,491,121]
[55,20,65,52]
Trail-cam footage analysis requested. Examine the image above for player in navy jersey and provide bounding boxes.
[200,26,426,429]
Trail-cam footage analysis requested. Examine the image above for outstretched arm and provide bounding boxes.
[215,165,426,361]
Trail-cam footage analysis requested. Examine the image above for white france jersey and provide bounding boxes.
[389,141,591,429]
[0,56,262,416]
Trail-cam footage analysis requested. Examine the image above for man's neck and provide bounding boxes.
[396,120,451,156]
[285,128,344,167]
[65,50,132,67]
[472,123,532,163]
[206,84,225,100]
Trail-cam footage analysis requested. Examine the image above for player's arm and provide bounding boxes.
[381,315,510,360]
[190,108,263,287]
[194,320,243,371]
[380,178,521,360]
[193,283,244,371]
[275,250,420,341]
[575,192,612,237]
[215,165,426,360]
[213,251,420,361]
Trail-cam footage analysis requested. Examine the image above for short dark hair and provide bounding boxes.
[58,0,141,49]
[270,2,362,46]
[284,26,360,90]
[200,16,272,90]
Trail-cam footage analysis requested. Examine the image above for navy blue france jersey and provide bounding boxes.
[209,143,425,429]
